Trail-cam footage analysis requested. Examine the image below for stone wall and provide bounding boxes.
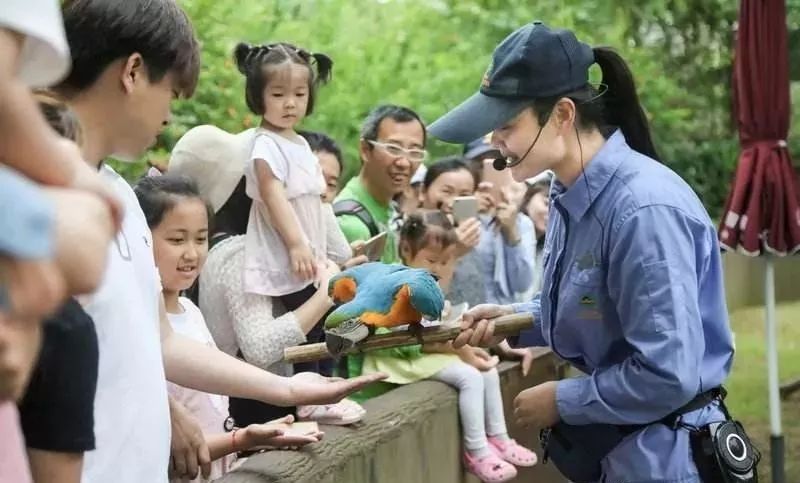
[218,350,567,483]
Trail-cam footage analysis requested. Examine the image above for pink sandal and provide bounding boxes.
[488,436,538,467]
[463,450,518,483]
[296,400,364,426]
[338,398,366,417]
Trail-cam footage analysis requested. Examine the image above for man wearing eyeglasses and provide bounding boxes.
[332,104,426,402]
[334,104,427,264]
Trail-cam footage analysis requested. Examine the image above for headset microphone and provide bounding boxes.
[492,157,508,171]
[491,122,545,171]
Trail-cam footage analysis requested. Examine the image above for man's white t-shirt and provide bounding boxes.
[81,166,170,483]
[0,0,71,87]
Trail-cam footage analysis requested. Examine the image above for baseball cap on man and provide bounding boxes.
[430,21,594,144]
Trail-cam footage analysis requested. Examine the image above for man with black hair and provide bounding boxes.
[334,104,426,263]
[55,2,384,482]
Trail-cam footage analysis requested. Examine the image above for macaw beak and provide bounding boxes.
[324,306,352,329]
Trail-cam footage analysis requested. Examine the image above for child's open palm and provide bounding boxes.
[241,415,323,450]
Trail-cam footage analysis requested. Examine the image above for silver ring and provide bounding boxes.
[726,433,747,462]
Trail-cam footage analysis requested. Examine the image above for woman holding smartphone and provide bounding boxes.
[419,156,535,307]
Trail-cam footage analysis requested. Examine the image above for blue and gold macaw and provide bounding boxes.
[325,263,444,341]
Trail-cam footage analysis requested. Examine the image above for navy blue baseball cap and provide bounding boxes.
[430,21,594,144]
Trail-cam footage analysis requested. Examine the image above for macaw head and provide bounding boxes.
[324,298,367,329]
[329,276,357,305]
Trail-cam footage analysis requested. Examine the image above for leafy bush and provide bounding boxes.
[107,0,799,219]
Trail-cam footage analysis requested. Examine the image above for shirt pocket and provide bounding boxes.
[569,265,604,288]
[643,259,684,333]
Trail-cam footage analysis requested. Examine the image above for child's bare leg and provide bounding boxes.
[47,188,114,296]
[0,166,65,319]
[0,187,113,321]
[0,257,65,321]
[0,314,42,401]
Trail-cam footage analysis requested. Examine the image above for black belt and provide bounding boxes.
[540,386,729,482]
[619,386,727,435]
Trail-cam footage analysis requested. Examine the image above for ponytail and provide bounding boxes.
[531,47,660,162]
[233,42,253,74]
[311,53,333,85]
[592,47,659,161]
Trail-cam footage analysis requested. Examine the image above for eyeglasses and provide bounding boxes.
[366,140,427,162]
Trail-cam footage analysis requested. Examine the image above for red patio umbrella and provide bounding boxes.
[718,1,800,481]
[719,0,800,255]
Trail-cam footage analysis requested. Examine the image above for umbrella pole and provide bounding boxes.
[765,255,784,483]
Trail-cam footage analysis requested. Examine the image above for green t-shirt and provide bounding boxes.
[334,177,402,400]
[334,177,400,264]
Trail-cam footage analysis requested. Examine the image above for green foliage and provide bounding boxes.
[109,0,799,218]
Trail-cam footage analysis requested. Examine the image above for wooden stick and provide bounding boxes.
[283,312,533,364]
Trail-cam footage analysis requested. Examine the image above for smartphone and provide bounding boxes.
[452,196,478,224]
[355,231,387,262]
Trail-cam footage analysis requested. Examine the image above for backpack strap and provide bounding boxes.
[333,199,379,238]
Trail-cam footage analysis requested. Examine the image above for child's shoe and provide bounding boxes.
[463,449,518,482]
[488,436,538,467]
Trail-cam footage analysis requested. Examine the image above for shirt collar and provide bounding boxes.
[346,176,389,211]
[550,129,628,221]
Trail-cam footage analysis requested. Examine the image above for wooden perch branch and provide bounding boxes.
[283,312,534,364]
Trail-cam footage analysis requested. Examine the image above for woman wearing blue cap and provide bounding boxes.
[435,22,758,483]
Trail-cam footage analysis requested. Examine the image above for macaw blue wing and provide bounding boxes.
[328,262,408,301]
[392,268,445,321]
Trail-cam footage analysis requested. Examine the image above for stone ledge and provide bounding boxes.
[219,349,566,483]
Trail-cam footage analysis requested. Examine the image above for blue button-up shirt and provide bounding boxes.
[476,213,535,305]
[513,130,734,483]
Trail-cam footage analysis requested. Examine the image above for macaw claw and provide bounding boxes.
[325,319,371,356]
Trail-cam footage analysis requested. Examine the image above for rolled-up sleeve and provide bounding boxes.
[556,205,706,425]
[512,292,546,347]
[502,215,535,295]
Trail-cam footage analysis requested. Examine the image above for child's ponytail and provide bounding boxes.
[234,42,254,75]
[311,53,333,85]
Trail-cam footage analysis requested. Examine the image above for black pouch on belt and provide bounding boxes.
[539,387,726,483]
[689,417,760,482]
[539,422,638,482]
